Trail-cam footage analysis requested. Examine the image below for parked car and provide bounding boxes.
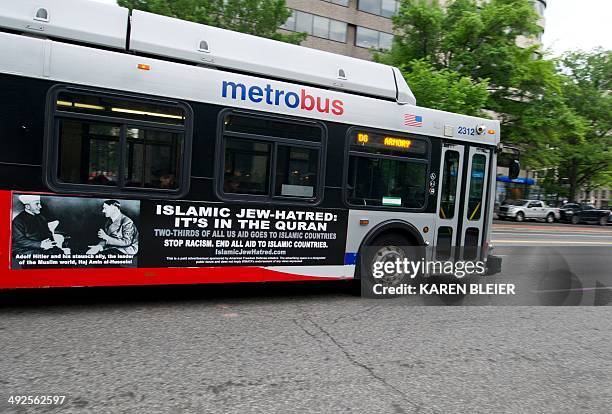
[498,199,560,223]
[559,203,611,225]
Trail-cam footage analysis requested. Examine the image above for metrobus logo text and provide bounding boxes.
[222,81,344,116]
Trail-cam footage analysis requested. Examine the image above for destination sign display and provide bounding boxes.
[351,131,428,155]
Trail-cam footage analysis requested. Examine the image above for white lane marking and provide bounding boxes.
[493,227,611,232]
[493,240,612,245]
[492,232,612,238]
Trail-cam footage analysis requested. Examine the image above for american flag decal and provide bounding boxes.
[404,114,423,127]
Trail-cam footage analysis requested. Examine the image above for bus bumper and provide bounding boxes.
[485,254,502,276]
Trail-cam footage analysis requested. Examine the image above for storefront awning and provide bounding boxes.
[496,175,535,185]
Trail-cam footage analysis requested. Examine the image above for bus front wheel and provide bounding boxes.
[359,233,416,297]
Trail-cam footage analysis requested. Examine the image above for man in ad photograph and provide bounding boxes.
[11,194,66,258]
[85,200,139,256]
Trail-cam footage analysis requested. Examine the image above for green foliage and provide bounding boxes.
[553,50,612,199]
[400,60,489,116]
[117,0,306,44]
[385,0,542,84]
[378,0,549,118]
[381,0,610,200]
[386,0,445,65]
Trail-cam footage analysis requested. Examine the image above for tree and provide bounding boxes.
[378,0,612,202]
[378,0,561,160]
[398,60,489,116]
[117,0,306,44]
[374,0,493,116]
[553,50,612,201]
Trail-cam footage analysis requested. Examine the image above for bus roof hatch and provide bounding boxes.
[0,0,128,50]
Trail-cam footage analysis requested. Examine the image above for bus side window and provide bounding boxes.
[50,89,190,194]
[223,138,271,195]
[274,146,318,198]
[58,120,121,186]
[346,130,429,209]
[219,112,324,203]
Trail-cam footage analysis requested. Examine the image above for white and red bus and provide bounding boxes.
[0,0,512,289]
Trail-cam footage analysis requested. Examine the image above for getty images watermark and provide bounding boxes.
[364,256,516,298]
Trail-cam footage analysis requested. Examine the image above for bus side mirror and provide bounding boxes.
[509,159,520,179]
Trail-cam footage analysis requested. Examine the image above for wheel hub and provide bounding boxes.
[371,245,407,285]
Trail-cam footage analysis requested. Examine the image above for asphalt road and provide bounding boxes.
[1,221,611,413]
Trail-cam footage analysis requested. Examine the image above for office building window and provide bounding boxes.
[356,26,393,50]
[358,0,399,18]
[329,20,347,42]
[313,15,330,38]
[281,10,347,43]
[381,0,399,17]
[356,27,378,48]
[379,32,393,50]
[295,11,314,34]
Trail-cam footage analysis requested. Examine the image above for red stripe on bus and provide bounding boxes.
[0,266,338,289]
[1,190,11,272]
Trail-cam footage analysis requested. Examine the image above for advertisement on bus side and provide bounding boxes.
[9,193,348,270]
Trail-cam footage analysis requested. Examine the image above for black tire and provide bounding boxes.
[600,216,608,226]
[571,215,580,225]
[515,212,525,222]
[359,233,417,297]
[546,213,555,223]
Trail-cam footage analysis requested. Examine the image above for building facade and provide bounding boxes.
[280,0,548,62]
[280,0,398,60]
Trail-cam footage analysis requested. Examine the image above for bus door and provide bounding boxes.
[460,146,490,260]
[434,143,465,261]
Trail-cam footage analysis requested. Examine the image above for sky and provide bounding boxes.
[90,0,611,56]
[541,0,612,56]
